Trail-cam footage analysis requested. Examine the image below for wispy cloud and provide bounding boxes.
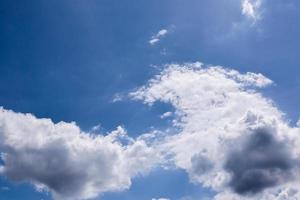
[149,29,169,45]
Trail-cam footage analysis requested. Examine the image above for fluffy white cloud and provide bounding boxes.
[241,0,262,22]
[131,62,300,199]
[0,108,161,200]
[149,29,168,45]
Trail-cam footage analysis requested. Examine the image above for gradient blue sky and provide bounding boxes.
[0,0,300,199]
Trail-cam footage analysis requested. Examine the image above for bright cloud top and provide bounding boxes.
[0,108,160,200]
[149,29,169,45]
[131,62,300,199]
[241,0,262,22]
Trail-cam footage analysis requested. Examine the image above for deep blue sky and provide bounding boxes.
[0,0,300,199]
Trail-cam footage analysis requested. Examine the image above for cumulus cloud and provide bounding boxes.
[149,29,168,45]
[131,62,300,199]
[0,108,160,200]
[2,61,300,200]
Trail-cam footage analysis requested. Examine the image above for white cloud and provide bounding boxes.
[149,29,169,45]
[242,0,262,22]
[152,198,170,200]
[160,112,172,119]
[131,62,300,200]
[0,108,161,200]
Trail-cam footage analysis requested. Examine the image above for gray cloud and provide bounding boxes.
[225,128,297,195]
[0,108,159,200]
[3,140,87,197]
[190,153,213,176]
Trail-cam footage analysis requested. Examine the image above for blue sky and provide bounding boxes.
[0,1,300,200]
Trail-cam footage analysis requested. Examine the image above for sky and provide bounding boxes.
[0,0,300,200]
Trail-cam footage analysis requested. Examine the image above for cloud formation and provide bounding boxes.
[0,108,160,200]
[2,61,300,200]
[131,62,300,199]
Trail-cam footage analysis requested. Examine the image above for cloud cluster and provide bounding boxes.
[0,108,160,200]
[2,61,300,200]
[131,62,300,199]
